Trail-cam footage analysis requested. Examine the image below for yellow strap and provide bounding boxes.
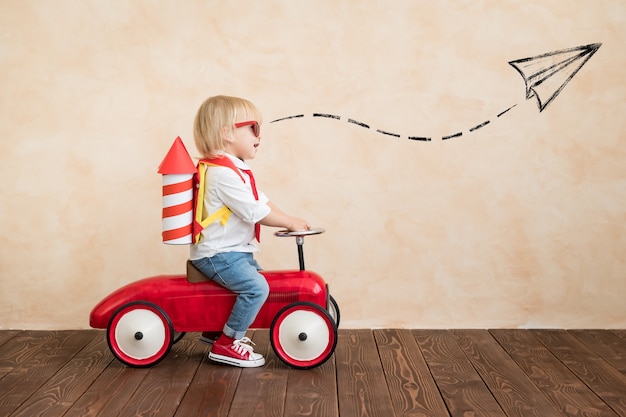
[194,162,232,243]
[200,206,231,229]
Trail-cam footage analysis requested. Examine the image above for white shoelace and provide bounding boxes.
[231,337,256,355]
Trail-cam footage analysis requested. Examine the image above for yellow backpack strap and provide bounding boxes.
[200,206,231,228]
[193,162,233,244]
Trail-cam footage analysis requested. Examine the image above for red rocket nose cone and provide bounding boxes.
[158,137,197,174]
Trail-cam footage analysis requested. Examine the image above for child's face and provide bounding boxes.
[227,119,261,160]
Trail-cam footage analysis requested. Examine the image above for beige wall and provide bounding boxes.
[1,1,625,329]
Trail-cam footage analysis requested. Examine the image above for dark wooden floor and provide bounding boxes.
[1,329,626,417]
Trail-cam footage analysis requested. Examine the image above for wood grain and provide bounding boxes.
[9,331,112,417]
[452,329,566,417]
[533,330,626,417]
[174,334,239,417]
[284,354,338,417]
[0,330,21,348]
[0,331,56,380]
[413,329,507,417]
[335,329,395,417]
[1,329,625,417]
[569,329,626,374]
[118,336,206,417]
[491,329,619,417]
[63,358,151,416]
[374,329,449,417]
[228,330,290,417]
[0,330,94,417]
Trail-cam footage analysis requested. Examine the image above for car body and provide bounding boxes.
[90,263,339,369]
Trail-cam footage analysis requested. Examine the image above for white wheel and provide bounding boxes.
[107,301,173,367]
[270,302,337,369]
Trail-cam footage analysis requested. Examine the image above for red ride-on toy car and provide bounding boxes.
[89,228,339,369]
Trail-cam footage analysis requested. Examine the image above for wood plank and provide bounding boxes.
[1,329,625,417]
[374,329,449,417]
[284,355,338,417]
[0,330,24,380]
[491,329,619,417]
[570,330,626,374]
[227,330,290,417]
[0,330,21,347]
[9,330,113,417]
[533,330,626,416]
[63,356,152,416]
[453,330,567,417]
[0,330,94,417]
[0,330,53,381]
[335,329,395,417]
[413,329,506,417]
[611,330,626,342]
[175,334,241,417]
[117,335,206,417]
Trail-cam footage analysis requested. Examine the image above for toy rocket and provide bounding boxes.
[157,137,197,244]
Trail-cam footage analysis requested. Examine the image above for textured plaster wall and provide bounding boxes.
[1,0,625,329]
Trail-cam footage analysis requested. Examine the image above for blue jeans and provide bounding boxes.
[191,252,269,340]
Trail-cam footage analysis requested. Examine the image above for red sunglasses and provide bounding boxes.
[234,120,260,138]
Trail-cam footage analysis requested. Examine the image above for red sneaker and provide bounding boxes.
[209,336,265,368]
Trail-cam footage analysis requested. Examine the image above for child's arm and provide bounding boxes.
[260,202,310,232]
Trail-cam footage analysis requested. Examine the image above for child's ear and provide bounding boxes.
[221,126,234,142]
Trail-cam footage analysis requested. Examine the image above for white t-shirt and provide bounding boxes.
[190,153,271,260]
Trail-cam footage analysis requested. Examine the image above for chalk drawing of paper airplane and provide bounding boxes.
[509,43,601,112]
[272,42,603,140]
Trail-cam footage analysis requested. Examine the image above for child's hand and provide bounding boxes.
[288,217,311,232]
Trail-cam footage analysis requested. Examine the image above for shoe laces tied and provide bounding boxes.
[231,337,256,355]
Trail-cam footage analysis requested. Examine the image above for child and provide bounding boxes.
[190,95,310,367]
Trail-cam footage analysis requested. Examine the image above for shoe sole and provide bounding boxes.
[209,352,265,368]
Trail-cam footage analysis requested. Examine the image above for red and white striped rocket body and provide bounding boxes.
[157,137,197,244]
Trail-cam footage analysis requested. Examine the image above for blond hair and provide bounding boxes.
[193,95,262,158]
